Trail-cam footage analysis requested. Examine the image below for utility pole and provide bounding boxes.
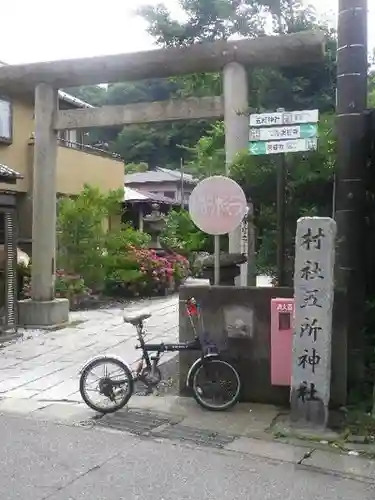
[335,0,368,388]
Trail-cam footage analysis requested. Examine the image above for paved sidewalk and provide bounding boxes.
[0,295,178,409]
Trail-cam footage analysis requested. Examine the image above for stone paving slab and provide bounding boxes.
[126,395,279,437]
[0,295,178,405]
[303,449,375,481]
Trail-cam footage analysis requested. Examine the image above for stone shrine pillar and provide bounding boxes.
[18,83,69,326]
[290,217,336,427]
[223,62,254,285]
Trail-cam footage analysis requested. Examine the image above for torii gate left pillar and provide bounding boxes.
[18,84,69,326]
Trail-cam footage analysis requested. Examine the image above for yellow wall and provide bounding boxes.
[56,146,124,195]
[0,98,33,192]
[0,97,124,195]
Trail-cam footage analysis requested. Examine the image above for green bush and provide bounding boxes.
[57,185,121,288]
[57,185,150,291]
[21,269,91,307]
[160,209,209,255]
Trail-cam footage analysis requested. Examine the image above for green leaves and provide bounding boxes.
[56,185,149,290]
[160,209,209,253]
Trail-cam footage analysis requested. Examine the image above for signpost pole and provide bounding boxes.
[276,108,287,286]
[214,235,220,285]
[276,153,287,285]
[249,108,319,285]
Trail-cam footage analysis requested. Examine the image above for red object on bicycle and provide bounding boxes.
[186,298,199,317]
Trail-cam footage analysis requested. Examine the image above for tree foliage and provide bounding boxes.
[160,209,210,254]
[138,0,267,47]
[124,162,149,174]
[57,186,121,287]
[56,185,149,288]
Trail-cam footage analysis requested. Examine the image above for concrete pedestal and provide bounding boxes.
[202,264,241,286]
[201,253,246,286]
[18,298,69,328]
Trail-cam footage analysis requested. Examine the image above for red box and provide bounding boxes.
[270,298,295,386]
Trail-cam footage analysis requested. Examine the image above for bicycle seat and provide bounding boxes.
[123,311,152,325]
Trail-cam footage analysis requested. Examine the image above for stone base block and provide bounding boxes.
[18,298,69,328]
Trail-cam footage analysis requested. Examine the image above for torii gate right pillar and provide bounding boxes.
[223,62,255,285]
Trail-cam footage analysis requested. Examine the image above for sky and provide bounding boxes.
[0,0,373,65]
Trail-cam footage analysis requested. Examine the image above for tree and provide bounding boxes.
[64,85,106,106]
[160,209,210,254]
[369,72,375,107]
[138,0,267,47]
[139,0,336,110]
[124,162,149,174]
[57,185,122,287]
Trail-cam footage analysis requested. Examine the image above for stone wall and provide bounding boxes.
[179,285,347,406]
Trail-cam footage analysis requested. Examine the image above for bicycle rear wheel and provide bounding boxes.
[79,357,134,414]
[191,357,241,411]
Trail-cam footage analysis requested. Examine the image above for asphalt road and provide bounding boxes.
[0,413,373,500]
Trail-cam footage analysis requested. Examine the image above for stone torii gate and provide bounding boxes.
[0,30,325,326]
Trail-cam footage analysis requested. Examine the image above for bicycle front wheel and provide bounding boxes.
[191,357,241,411]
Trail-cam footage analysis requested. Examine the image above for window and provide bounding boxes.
[58,129,80,149]
[0,97,12,144]
[164,191,175,199]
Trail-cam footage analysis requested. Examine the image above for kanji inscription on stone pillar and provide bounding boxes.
[290,217,336,427]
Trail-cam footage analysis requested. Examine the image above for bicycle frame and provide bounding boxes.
[79,297,217,388]
[134,321,202,374]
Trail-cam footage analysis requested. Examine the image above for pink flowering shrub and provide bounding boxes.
[131,247,174,295]
[166,252,190,284]
[126,247,189,295]
[104,246,190,297]
[22,251,190,303]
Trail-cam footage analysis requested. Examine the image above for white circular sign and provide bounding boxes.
[188,176,247,235]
